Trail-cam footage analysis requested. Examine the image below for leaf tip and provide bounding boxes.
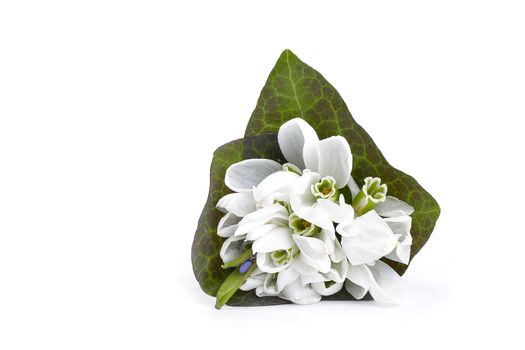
[279,48,298,61]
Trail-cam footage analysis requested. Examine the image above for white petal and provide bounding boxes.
[344,279,368,300]
[219,234,247,263]
[289,171,320,210]
[303,142,320,172]
[317,194,354,223]
[318,230,335,256]
[384,216,413,264]
[245,223,279,241]
[217,212,241,237]
[324,258,349,283]
[256,274,280,296]
[347,176,361,199]
[330,238,346,263]
[312,281,343,296]
[375,196,415,217]
[280,279,322,304]
[256,252,292,273]
[293,234,331,273]
[291,254,318,276]
[345,264,371,300]
[316,136,352,188]
[234,204,288,236]
[277,267,299,291]
[253,171,299,204]
[252,227,294,253]
[338,210,397,265]
[293,205,335,237]
[299,271,327,284]
[216,192,256,217]
[367,260,405,304]
[240,268,265,291]
[278,118,319,169]
[225,159,282,192]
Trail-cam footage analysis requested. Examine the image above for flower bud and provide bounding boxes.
[352,177,387,216]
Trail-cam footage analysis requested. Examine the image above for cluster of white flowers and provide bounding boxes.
[216,118,414,305]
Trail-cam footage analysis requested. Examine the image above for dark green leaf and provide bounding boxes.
[192,50,440,306]
[245,49,440,271]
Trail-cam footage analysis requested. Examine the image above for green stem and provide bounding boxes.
[215,263,257,309]
[221,248,253,269]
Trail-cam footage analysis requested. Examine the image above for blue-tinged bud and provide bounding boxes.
[239,260,253,273]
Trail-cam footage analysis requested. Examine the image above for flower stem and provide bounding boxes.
[221,248,253,269]
[215,263,257,309]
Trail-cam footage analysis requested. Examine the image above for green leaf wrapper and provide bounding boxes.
[191,50,440,306]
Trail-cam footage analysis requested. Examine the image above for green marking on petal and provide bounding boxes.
[289,213,320,236]
[275,200,292,214]
[353,177,388,216]
[311,176,338,201]
[270,246,298,265]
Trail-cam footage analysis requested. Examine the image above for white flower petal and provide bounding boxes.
[217,212,241,237]
[303,142,320,172]
[345,264,371,300]
[367,260,405,304]
[384,216,413,264]
[316,136,352,188]
[219,234,247,264]
[324,258,349,283]
[317,194,354,223]
[318,230,335,256]
[281,279,322,304]
[293,234,331,273]
[347,176,361,199]
[234,204,288,236]
[375,196,415,217]
[291,254,318,276]
[252,227,294,253]
[278,118,319,169]
[299,271,327,284]
[225,159,282,192]
[245,223,279,241]
[256,274,280,296]
[312,281,344,296]
[344,279,368,300]
[216,192,256,217]
[277,267,299,291]
[338,210,397,265]
[253,171,299,204]
[293,205,335,237]
[240,268,265,291]
[256,252,292,273]
[289,171,320,211]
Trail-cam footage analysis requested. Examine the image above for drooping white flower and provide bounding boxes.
[344,260,405,304]
[376,196,415,264]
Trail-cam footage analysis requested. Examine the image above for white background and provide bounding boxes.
[1,1,524,349]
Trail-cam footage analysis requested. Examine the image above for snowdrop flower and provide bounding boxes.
[214,117,415,307]
[337,181,415,304]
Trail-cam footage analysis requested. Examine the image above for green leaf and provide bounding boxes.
[245,49,440,272]
[192,49,440,306]
[215,263,257,309]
